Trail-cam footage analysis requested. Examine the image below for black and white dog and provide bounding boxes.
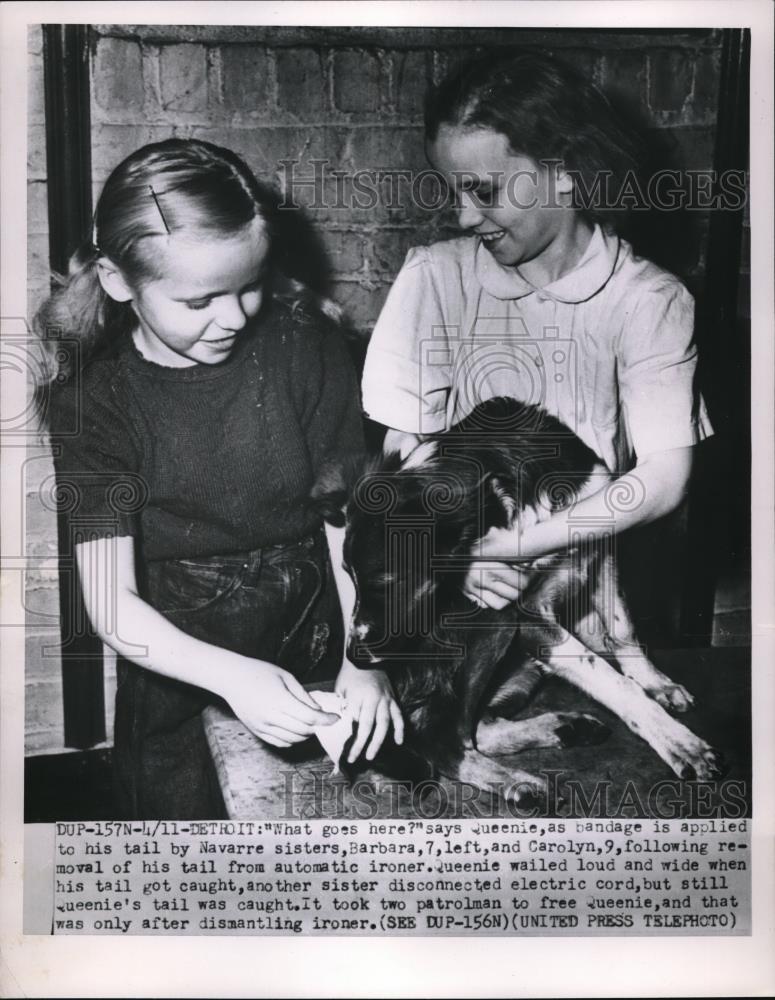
[317,397,722,804]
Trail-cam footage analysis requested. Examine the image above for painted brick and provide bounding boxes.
[28,24,43,55]
[25,674,64,740]
[333,50,381,113]
[321,229,364,274]
[648,49,693,113]
[159,44,208,112]
[27,181,48,234]
[394,50,429,116]
[220,45,269,112]
[347,125,426,173]
[25,448,57,497]
[90,124,180,179]
[369,228,420,274]
[27,234,50,287]
[28,125,47,180]
[191,124,345,189]
[25,622,62,678]
[437,47,483,85]
[24,582,61,630]
[331,279,390,331]
[276,48,326,116]
[602,50,647,111]
[280,173,350,227]
[95,25,718,49]
[551,47,599,81]
[659,126,715,172]
[28,48,46,124]
[687,50,721,123]
[28,286,50,331]
[24,490,60,560]
[93,38,144,112]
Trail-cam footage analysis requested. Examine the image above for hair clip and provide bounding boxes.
[91,215,101,254]
[148,184,171,235]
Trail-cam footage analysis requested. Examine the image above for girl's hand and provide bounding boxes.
[463,561,532,610]
[335,660,404,764]
[465,526,532,610]
[223,659,340,748]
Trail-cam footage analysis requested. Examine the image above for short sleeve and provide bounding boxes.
[361,246,453,434]
[295,319,365,477]
[48,375,144,540]
[618,282,713,459]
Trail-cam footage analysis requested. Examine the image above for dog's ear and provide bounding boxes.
[310,453,366,527]
[485,474,517,528]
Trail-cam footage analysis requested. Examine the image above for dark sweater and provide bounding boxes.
[49,299,364,561]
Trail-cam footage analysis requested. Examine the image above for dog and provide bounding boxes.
[316,397,722,806]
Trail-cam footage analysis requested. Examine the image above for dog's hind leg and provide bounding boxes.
[481,656,610,753]
[485,656,545,716]
[451,749,550,808]
[476,711,610,754]
[586,553,695,714]
[538,626,723,780]
[453,621,519,750]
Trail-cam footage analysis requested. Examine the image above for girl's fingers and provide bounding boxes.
[273,713,322,737]
[389,700,404,745]
[365,704,390,760]
[347,703,373,763]
[480,592,510,610]
[282,673,331,712]
[255,727,296,747]
[482,579,522,601]
[280,677,340,727]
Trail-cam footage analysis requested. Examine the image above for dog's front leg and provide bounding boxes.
[537,626,723,780]
[453,617,518,750]
[589,553,695,713]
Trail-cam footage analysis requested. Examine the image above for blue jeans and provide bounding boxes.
[113,530,342,819]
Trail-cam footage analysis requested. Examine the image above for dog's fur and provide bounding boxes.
[317,397,722,805]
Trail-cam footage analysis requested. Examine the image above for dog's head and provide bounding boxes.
[337,433,532,668]
[313,398,600,670]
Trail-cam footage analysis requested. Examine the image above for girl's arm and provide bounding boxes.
[475,446,694,563]
[324,521,404,763]
[77,536,339,747]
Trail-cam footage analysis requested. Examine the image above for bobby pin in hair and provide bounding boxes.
[148,185,172,235]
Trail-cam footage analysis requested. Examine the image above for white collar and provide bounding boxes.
[474,224,621,303]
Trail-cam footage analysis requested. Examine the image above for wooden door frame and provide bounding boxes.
[42,23,106,749]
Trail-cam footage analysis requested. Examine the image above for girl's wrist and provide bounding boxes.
[216,652,272,703]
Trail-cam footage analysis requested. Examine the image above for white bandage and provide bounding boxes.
[310,691,355,773]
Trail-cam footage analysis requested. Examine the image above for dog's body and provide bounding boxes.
[329,398,721,805]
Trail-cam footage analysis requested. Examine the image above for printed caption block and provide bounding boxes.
[53,819,750,935]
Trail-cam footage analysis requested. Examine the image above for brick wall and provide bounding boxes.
[26,24,729,754]
[26,25,68,753]
[88,25,724,329]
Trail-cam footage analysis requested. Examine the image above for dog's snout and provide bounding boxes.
[354,621,371,641]
[347,620,384,667]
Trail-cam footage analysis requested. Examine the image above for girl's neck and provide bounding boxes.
[515,216,595,289]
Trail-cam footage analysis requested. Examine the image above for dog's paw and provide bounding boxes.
[503,771,551,811]
[676,747,726,782]
[457,750,550,809]
[657,725,725,781]
[646,681,695,715]
[554,713,611,747]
